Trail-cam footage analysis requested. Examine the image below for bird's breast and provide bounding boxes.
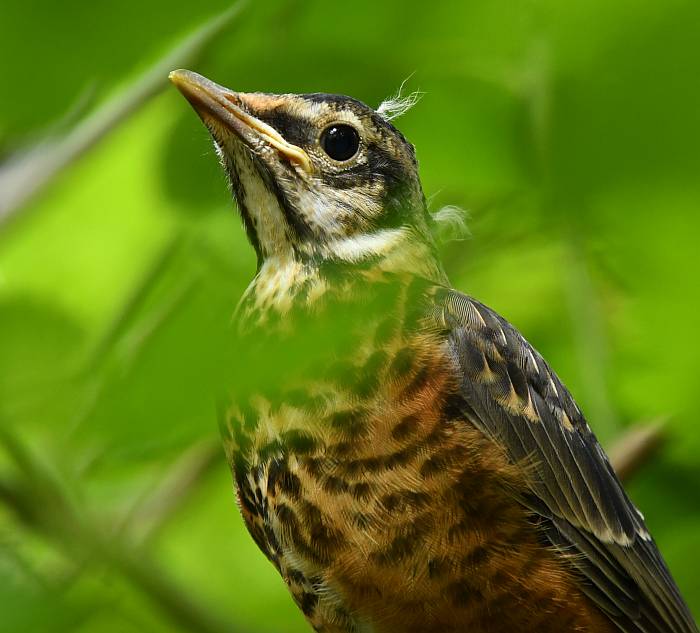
[222,277,614,633]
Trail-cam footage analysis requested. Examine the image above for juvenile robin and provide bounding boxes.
[170,69,698,633]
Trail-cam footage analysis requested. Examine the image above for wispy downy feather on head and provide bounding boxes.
[430,204,471,243]
[378,81,469,244]
[376,76,424,121]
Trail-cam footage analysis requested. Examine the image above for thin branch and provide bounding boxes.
[0,429,245,633]
[79,233,186,376]
[0,1,248,226]
[122,438,222,546]
[608,420,667,483]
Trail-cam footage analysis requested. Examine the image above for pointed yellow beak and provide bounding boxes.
[169,69,313,174]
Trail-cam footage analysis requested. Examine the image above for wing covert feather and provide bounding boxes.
[429,286,697,633]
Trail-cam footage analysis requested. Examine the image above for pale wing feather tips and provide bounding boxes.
[431,286,698,633]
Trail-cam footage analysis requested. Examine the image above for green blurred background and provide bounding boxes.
[1,1,699,631]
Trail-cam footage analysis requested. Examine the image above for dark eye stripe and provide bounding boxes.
[257,110,314,147]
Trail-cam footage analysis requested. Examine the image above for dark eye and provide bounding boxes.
[320,124,360,161]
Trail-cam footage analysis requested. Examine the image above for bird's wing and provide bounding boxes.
[428,286,697,633]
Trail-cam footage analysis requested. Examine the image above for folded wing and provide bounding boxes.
[429,286,697,633]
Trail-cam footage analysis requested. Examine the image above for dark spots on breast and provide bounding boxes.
[351,481,374,501]
[284,388,322,410]
[231,451,249,481]
[461,544,490,569]
[276,502,302,540]
[424,424,446,447]
[428,556,450,579]
[381,490,430,513]
[299,500,322,529]
[384,442,421,469]
[263,524,282,556]
[282,429,317,454]
[322,475,350,494]
[266,459,281,497]
[229,419,253,476]
[352,512,372,529]
[403,365,431,398]
[253,481,265,507]
[327,441,352,457]
[248,523,274,563]
[278,502,338,566]
[353,350,387,397]
[447,517,471,543]
[257,438,283,463]
[278,469,302,500]
[329,408,369,439]
[371,519,429,565]
[391,414,419,441]
[371,511,434,565]
[453,467,516,531]
[442,393,467,422]
[374,315,399,345]
[420,456,443,479]
[301,456,328,479]
[371,533,416,565]
[343,455,383,477]
[390,347,415,377]
[300,501,345,563]
[236,481,258,516]
[446,579,483,609]
[287,568,306,585]
[297,591,319,617]
[420,444,470,478]
[486,583,512,609]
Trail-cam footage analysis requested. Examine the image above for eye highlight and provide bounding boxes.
[320,124,360,162]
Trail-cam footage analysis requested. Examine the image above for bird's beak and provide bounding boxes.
[169,69,313,174]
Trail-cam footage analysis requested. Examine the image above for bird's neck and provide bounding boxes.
[237,226,446,330]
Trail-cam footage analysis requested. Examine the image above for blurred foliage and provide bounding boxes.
[1,1,699,631]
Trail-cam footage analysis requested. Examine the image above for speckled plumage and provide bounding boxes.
[171,69,698,633]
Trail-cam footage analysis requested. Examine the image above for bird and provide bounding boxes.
[169,68,698,633]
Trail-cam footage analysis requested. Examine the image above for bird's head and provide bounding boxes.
[170,70,446,281]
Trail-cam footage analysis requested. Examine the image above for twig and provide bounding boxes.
[0,1,248,226]
[608,420,667,482]
[0,429,245,633]
[122,438,222,546]
[80,233,186,376]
